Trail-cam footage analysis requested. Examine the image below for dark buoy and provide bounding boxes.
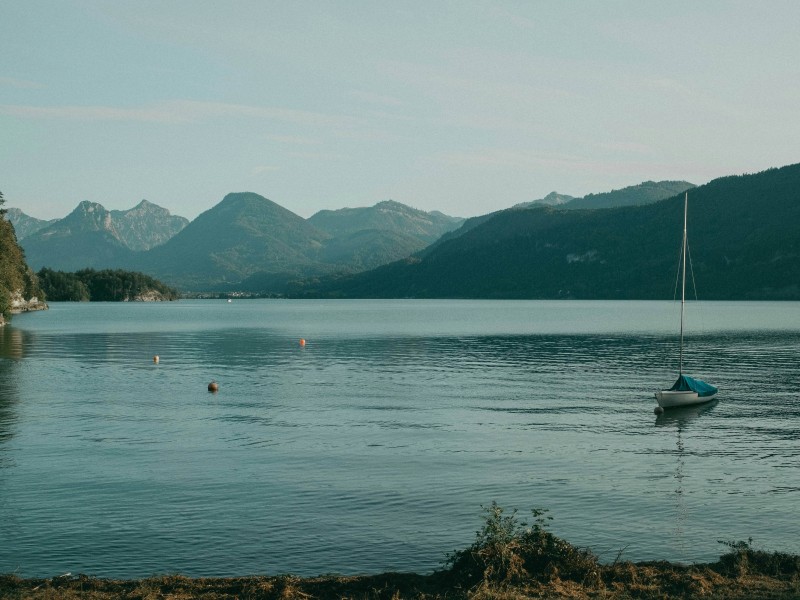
[654,405,664,415]
[208,380,219,393]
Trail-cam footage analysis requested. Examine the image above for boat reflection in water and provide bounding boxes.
[654,399,719,557]
[655,399,719,428]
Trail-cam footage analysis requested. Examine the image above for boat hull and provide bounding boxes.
[655,389,717,408]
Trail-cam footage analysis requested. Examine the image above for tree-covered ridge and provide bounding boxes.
[0,191,45,321]
[563,180,695,209]
[37,268,179,302]
[287,163,800,300]
[308,199,464,244]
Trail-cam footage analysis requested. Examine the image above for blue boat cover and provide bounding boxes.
[669,375,718,397]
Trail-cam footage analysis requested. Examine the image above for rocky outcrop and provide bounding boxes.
[111,200,189,251]
[128,289,175,302]
[9,290,48,314]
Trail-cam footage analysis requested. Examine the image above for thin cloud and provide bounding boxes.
[348,90,405,107]
[437,149,684,179]
[0,104,189,123]
[0,100,364,128]
[251,165,281,175]
[267,134,323,146]
[0,76,45,89]
[598,141,655,155]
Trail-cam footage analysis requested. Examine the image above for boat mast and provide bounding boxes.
[679,192,688,375]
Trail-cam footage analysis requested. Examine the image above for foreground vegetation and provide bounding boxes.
[3,504,798,599]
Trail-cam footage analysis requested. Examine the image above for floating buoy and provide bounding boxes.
[654,406,664,415]
[153,355,159,364]
[299,338,306,347]
[208,381,219,392]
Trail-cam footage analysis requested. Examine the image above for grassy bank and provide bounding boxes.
[3,504,799,599]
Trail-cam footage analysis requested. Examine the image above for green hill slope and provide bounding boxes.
[139,192,333,289]
[309,200,464,244]
[564,180,695,209]
[288,164,800,300]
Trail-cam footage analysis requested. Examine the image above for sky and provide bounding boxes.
[2,1,799,222]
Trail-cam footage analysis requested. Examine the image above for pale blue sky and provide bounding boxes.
[2,1,798,221]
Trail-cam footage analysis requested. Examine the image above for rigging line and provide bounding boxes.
[686,240,708,337]
[672,239,683,302]
[687,241,699,302]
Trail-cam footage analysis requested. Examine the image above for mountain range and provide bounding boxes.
[13,194,467,290]
[291,165,799,300]
[9,170,798,299]
[16,200,189,273]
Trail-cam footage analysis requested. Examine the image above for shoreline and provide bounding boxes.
[3,557,800,600]
[4,535,799,600]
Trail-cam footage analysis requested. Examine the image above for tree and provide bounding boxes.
[0,190,6,217]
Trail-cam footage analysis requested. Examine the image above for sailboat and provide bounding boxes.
[655,193,718,409]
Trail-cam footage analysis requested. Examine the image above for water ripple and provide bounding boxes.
[1,301,799,577]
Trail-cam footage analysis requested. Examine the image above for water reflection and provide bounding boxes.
[654,400,719,428]
[0,327,24,456]
[654,400,718,557]
[0,326,25,360]
[3,301,800,577]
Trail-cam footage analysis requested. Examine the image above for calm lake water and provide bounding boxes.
[1,300,799,578]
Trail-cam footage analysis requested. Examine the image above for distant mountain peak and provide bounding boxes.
[564,180,695,210]
[64,201,117,233]
[308,199,464,246]
[375,199,408,211]
[221,191,275,204]
[514,192,576,209]
[111,199,189,251]
[5,208,57,240]
[125,199,158,212]
[542,192,574,205]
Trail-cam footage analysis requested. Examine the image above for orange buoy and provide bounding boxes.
[153,355,160,364]
[208,381,219,392]
[299,338,306,347]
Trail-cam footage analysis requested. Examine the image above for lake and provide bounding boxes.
[1,300,799,578]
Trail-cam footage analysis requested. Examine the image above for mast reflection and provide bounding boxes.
[654,400,719,556]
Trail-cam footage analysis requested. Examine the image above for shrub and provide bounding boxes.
[445,502,599,588]
[716,539,800,578]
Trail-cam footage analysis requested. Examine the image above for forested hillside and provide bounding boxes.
[0,191,45,322]
[138,192,334,289]
[563,180,695,209]
[37,268,179,302]
[287,164,800,300]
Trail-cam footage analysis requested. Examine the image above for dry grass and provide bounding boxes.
[2,561,800,600]
[3,510,799,600]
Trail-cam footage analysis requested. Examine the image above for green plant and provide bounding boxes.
[445,502,599,588]
[717,539,800,578]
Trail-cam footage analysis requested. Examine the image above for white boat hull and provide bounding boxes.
[655,389,717,408]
